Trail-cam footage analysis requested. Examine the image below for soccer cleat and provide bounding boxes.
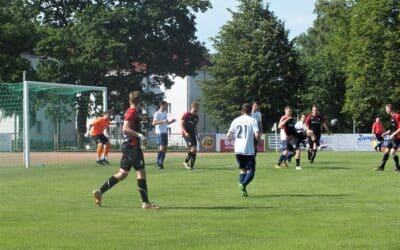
[96,160,105,165]
[373,167,384,171]
[101,159,110,165]
[155,164,164,169]
[239,183,248,197]
[283,161,289,168]
[183,161,191,170]
[295,166,302,170]
[142,202,160,209]
[92,189,102,207]
[275,164,281,169]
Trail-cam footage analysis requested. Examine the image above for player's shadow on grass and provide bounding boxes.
[162,206,274,210]
[257,194,347,198]
[314,166,352,170]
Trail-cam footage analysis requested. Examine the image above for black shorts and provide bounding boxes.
[387,138,400,150]
[375,133,384,142]
[184,135,197,148]
[287,136,300,151]
[120,142,145,171]
[308,133,321,146]
[236,154,256,170]
[92,134,109,144]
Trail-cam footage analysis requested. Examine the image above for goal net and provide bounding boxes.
[0,81,107,168]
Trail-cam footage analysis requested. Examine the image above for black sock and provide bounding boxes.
[190,152,197,167]
[137,179,149,203]
[307,150,311,160]
[185,151,191,163]
[100,176,118,194]
[296,159,300,166]
[312,149,317,161]
[394,155,399,166]
[380,154,389,169]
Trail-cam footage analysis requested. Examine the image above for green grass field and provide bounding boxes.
[1,152,399,249]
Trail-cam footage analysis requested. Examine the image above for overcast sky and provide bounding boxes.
[195,0,316,52]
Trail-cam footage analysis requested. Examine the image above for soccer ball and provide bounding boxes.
[330,118,338,127]
[85,144,91,150]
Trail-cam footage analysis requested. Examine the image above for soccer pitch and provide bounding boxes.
[1,152,399,249]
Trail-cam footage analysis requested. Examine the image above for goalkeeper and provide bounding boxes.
[88,110,112,165]
[92,91,159,209]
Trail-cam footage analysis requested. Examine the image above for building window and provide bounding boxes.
[168,103,172,113]
[36,121,42,135]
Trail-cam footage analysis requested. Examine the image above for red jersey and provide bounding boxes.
[279,115,296,138]
[124,107,139,145]
[305,114,324,134]
[390,112,400,139]
[181,112,199,136]
[90,117,109,136]
[371,122,384,134]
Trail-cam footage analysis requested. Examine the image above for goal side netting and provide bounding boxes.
[0,81,107,168]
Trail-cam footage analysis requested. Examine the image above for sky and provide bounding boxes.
[195,0,316,52]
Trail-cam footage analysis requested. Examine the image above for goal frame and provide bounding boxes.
[22,71,107,168]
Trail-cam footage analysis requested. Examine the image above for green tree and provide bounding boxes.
[0,0,38,82]
[29,0,210,139]
[202,0,301,131]
[344,0,400,130]
[295,0,352,131]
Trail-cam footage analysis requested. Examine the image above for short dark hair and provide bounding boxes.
[129,91,141,105]
[284,106,292,111]
[242,103,252,115]
[104,109,113,115]
[159,100,167,106]
[386,104,393,110]
[191,101,199,108]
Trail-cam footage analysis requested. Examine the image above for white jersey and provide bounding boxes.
[228,115,259,155]
[280,129,286,140]
[295,121,304,132]
[251,111,262,123]
[153,111,168,134]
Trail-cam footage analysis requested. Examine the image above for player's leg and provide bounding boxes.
[310,134,320,163]
[236,155,248,197]
[100,135,111,164]
[93,135,104,165]
[242,155,256,188]
[158,134,168,168]
[392,140,399,171]
[307,137,313,161]
[276,140,288,168]
[374,144,392,171]
[295,148,302,170]
[92,142,134,206]
[183,136,192,169]
[133,145,159,209]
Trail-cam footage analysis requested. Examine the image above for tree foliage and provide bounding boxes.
[202,0,302,131]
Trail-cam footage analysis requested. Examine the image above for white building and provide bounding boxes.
[146,70,218,136]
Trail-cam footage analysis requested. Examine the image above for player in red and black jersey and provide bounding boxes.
[92,91,159,209]
[181,101,199,169]
[304,105,330,163]
[275,106,303,170]
[374,104,400,172]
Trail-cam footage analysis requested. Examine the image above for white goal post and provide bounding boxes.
[22,72,107,168]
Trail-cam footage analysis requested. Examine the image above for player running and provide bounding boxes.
[371,117,385,152]
[227,103,260,197]
[88,110,112,165]
[92,91,159,209]
[304,105,330,163]
[374,104,400,172]
[181,101,199,170]
[152,101,176,169]
[275,106,303,170]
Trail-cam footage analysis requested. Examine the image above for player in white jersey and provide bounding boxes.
[251,101,263,155]
[152,101,176,169]
[227,103,260,197]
